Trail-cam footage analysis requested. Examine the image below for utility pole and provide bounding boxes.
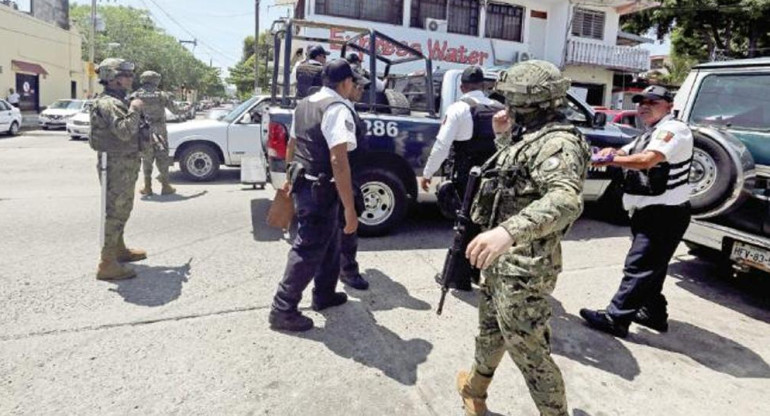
[254,0,260,94]
[88,0,96,97]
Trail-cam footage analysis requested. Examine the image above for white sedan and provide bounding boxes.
[40,99,86,130]
[0,98,22,136]
[66,102,92,140]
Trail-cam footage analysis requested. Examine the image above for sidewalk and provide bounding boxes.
[20,111,39,131]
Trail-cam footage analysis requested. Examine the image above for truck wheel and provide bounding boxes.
[384,90,410,116]
[179,143,220,181]
[689,132,738,216]
[357,169,408,237]
[8,121,19,136]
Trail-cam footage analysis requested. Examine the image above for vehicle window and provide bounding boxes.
[690,74,770,131]
[223,96,259,123]
[391,74,440,112]
[249,101,268,123]
[67,100,84,110]
[0,101,9,111]
[49,100,72,109]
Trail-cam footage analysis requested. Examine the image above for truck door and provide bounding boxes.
[227,100,269,165]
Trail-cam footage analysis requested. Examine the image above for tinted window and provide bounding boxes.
[0,100,9,111]
[690,74,770,131]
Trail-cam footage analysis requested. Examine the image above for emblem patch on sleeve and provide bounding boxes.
[345,119,355,132]
[655,130,675,142]
[541,156,562,172]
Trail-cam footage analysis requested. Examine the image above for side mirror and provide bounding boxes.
[593,112,607,127]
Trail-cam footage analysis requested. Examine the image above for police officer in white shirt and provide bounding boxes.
[581,85,693,338]
[7,88,20,107]
[420,66,503,195]
[291,45,330,99]
[271,59,369,332]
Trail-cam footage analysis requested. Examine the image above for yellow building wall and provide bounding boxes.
[0,6,86,110]
[563,65,614,107]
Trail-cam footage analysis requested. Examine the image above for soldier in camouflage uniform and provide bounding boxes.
[132,71,178,195]
[456,60,591,416]
[89,58,147,281]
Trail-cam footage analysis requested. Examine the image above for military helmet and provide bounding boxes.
[140,71,161,86]
[97,58,135,82]
[495,60,570,109]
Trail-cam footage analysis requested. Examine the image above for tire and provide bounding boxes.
[689,132,738,216]
[179,143,220,181]
[8,121,19,136]
[356,168,409,237]
[384,90,410,116]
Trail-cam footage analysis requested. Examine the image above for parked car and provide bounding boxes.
[165,108,182,123]
[0,98,22,136]
[672,57,770,274]
[40,99,86,130]
[167,95,270,182]
[66,101,92,140]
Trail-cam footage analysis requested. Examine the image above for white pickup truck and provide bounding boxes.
[167,95,270,181]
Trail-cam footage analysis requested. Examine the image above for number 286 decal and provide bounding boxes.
[364,120,399,138]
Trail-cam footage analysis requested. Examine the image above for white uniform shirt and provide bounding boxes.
[290,59,323,85]
[7,92,20,104]
[290,87,357,152]
[621,114,694,211]
[422,90,496,179]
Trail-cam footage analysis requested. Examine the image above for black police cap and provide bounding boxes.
[308,45,331,59]
[632,85,674,103]
[324,59,369,86]
[346,53,361,64]
[461,66,485,84]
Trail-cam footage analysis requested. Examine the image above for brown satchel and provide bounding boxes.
[266,189,295,230]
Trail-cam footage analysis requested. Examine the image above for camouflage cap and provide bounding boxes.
[496,60,570,109]
[140,70,161,87]
[97,58,135,82]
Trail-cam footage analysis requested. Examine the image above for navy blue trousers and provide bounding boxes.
[272,179,341,314]
[607,203,691,323]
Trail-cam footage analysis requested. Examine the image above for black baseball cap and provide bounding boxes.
[632,85,674,103]
[308,45,331,59]
[346,53,361,64]
[461,66,485,84]
[324,59,370,86]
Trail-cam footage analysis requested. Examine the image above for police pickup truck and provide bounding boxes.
[265,19,634,236]
[673,57,770,275]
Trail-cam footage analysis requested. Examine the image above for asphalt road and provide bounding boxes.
[1,129,769,416]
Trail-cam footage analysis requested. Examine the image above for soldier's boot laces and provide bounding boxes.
[116,237,147,263]
[160,180,176,195]
[97,249,137,281]
[456,370,492,416]
[139,177,153,195]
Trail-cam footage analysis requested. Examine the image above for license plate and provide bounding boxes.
[730,241,770,273]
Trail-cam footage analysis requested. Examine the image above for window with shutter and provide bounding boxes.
[315,0,403,25]
[571,8,605,41]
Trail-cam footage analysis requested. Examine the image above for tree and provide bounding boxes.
[227,32,274,97]
[70,4,225,97]
[622,0,770,62]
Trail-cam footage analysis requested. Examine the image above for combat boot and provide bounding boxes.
[456,369,493,416]
[160,182,176,195]
[116,237,147,262]
[97,249,137,281]
[139,177,153,195]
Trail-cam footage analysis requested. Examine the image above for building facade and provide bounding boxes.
[290,0,656,107]
[0,1,85,112]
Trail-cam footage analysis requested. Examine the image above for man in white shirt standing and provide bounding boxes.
[422,66,503,291]
[7,88,20,107]
[581,85,693,338]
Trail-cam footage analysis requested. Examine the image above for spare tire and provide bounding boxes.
[689,128,753,218]
[384,90,410,116]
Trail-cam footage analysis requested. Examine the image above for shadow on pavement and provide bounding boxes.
[295,301,433,385]
[627,320,770,378]
[573,409,594,416]
[168,168,240,185]
[668,256,770,325]
[140,190,208,203]
[550,299,641,381]
[359,204,454,251]
[250,198,294,242]
[108,258,192,307]
[345,268,431,312]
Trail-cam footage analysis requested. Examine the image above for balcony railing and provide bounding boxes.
[566,38,650,73]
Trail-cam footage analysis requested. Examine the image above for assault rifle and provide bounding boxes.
[436,167,482,315]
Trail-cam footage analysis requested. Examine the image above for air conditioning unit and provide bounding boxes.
[425,18,448,33]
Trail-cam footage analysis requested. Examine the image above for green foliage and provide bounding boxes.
[622,1,770,62]
[226,32,274,97]
[70,4,225,97]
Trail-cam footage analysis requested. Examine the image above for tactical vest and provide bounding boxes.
[294,96,359,176]
[296,63,324,99]
[451,98,505,192]
[622,125,692,196]
[89,91,141,153]
[131,88,166,123]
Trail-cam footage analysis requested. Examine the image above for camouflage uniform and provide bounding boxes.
[131,71,178,195]
[458,61,590,416]
[89,58,146,280]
